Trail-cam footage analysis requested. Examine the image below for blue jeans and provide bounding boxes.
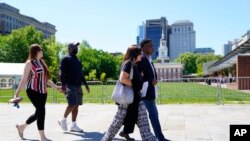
[143,100,165,141]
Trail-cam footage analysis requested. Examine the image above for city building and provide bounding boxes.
[206,30,250,90]
[0,3,56,38]
[137,17,169,60]
[223,41,233,56]
[136,24,145,46]
[154,30,183,80]
[157,29,169,63]
[195,47,215,55]
[0,63,25,89]
[154,63,183,80]
[169,20,196,60]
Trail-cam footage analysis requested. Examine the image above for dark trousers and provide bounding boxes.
[122,100,139,134]
[143,100,165,141]
[26,89,47,130]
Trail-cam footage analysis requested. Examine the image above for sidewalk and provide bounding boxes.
[0,103,249,141]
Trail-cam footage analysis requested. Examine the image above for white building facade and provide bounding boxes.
[0,63,25,89]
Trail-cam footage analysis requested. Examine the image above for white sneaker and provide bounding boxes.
[70,123,83,132]
[58,118,68,131]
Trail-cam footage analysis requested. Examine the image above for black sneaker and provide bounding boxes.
[119,132,135,141]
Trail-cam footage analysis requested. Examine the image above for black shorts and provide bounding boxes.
[64,85,83,106]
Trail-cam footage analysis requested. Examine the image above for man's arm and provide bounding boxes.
[81,69,90,93]
[139,57,154,85]
[59,58,68,91]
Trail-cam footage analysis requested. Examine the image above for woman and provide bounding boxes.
[102,45,158,141]
[13,44,61,141]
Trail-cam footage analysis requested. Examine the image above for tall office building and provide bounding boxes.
[222,41,233,56]
[0,3,56,38]
[137,24,145,46]
[137,17,169,60]
[169,20,196,60]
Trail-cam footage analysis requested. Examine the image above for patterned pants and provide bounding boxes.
[102,101,158,141]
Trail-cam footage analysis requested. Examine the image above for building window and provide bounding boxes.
[0,79,7,88]
[8,79,14,88]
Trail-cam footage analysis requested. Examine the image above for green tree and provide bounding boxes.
[1,26,43,63]
[176,53,198,74]
[196,54,222,75]
[41,36,64,82]
[77,40,122,80]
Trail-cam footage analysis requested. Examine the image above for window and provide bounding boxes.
[8,79,14,88]
[0,79,7,88]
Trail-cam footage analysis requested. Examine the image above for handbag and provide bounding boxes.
[112,61,134,105]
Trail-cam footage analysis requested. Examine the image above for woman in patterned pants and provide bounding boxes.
[102,45,158,141]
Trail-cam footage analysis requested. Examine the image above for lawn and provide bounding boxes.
[1,82,250,104]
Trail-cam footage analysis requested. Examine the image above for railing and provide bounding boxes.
[1,77,250,104]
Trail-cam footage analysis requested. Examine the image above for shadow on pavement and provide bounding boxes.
[64,131,104,141]
[21,138,40,141]
[64,131,140,141]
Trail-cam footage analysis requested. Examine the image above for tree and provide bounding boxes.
[0,26,43,63]
[176,53,197,75]
[41,36,64,82]
[196,54,222,75]
[0,26,63,82]
[77,40,122,80]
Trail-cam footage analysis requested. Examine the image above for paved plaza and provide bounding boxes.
[0,103,250,141]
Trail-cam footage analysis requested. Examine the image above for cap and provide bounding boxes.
[68,42,80,48]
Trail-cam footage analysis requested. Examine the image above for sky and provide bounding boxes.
[2,0,250,55]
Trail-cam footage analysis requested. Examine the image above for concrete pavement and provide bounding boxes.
[0,103,250,141]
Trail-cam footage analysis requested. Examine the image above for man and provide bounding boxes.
[58,42,90,132]
[138,39,169,141]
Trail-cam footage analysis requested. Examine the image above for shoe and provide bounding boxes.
[58,118,68,131]
[69,123,83,132]
[16,125,24,139]
[119,132,135,141]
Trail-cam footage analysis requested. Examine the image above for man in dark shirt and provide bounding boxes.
[58,42,90,132]
[138,39,169,141]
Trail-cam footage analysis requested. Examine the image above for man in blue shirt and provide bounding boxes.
[58,42,90,132]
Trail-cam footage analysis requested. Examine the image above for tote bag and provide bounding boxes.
[112,61,134,105]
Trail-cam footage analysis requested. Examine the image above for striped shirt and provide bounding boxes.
[27,59,47,94]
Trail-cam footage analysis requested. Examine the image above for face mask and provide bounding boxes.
[70,48,78,55]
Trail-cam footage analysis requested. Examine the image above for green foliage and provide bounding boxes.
[100,72,106,81]
[0,26,62,82]
[176,53,198,74]
[41,37,64,82]
[0,27,123,81]
[77,40,123,80]
[176,53,222,75]
[88,69,97,81]
[0,26,43,63]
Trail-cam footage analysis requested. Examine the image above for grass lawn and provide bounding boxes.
[1,82,250,104]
